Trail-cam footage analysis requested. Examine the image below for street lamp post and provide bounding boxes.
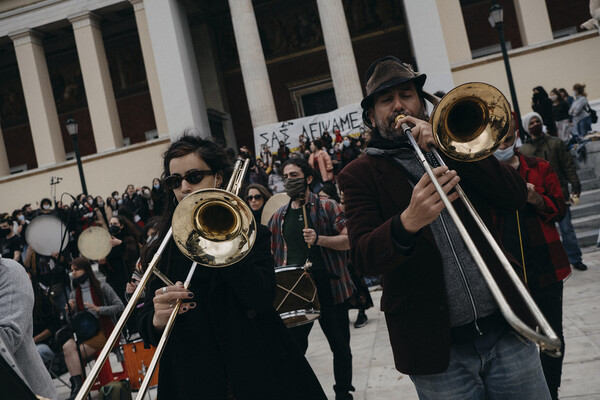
[488,1,527,142]
[66,118,88,195]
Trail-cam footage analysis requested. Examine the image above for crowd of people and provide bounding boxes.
[530,83,597,145]
[0,55,597,400]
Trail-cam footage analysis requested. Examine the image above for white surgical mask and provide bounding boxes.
[42,204,51,210]
[494,142,516,162]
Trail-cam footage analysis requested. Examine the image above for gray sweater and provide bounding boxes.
[0,257,57,400]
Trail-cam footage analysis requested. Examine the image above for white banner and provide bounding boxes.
[253,103,364,154]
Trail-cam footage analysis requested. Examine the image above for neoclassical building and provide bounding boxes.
[0,0,598,211]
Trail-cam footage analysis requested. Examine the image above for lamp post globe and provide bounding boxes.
[66,118,88,194]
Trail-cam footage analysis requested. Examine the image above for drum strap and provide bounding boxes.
[275,271,318,310]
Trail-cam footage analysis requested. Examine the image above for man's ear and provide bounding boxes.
[368,109,376,127]
[216,172,223,188]
[306,175,313,185]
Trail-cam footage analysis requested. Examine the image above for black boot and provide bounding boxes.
[67,375,83,400]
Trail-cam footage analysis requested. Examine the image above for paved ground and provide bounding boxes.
[305,247,600,400]
[54,247,600,399]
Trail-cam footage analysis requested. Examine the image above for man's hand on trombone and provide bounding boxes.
[152,281,196,331]
[400,166,460,234]
[394,114,436,152]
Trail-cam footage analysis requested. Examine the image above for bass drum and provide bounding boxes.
[274,265,320,327]
[78,226,112,260]
[25,214,69,256]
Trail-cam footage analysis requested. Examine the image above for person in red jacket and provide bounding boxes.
[494,128,571,400]
[338,55,550,400]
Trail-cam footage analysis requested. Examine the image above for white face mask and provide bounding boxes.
[494,142,516,162]
[42,204,51,210]
[549,95,558,102]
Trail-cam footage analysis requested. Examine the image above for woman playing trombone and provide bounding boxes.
[138,133,326,399]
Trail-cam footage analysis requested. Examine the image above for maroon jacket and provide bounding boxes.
[338,151,532,375]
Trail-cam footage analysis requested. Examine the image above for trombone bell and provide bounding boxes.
[430,82,512,162]
[172,189,256,267]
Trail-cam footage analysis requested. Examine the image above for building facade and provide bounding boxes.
[0,0,598,211]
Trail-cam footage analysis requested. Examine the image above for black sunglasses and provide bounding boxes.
[164,170,214,190]
[246,194,263,201]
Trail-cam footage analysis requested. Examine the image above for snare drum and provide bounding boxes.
[274,265,320,327]
[121,340,159,390]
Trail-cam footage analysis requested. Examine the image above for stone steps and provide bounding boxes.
[573,173,600,250]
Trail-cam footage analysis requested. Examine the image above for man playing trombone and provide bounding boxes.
[338,56,551,399]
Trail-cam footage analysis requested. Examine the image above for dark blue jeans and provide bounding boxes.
[558,206,582,264]
[410,329,550,400]
[289,275,353,398]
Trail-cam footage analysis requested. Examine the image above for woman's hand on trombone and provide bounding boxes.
[152,282,196,331]
[394,115,436,152]
[400,165,460,234]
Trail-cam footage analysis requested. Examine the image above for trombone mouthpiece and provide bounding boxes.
[394,114,406,125]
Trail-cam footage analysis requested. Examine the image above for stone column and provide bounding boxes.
[402,0,455,94]
[191,23,237,149]
[228,0,278,128]
[0,128,10,176]
[435,0,472,64]
[69,12,123,151]
[143,0,211,140]
[316,0,363,107]
[513,0,553,46]
[129,0,169,137]
[10,29,65,167]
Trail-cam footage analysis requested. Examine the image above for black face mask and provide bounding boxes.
[109,225,122,236]
[73,273,88,287]
[284,177,307,200]
[0,228,11,236]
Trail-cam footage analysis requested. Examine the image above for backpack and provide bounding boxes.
[98,380,132,400]
[585,104,598,124]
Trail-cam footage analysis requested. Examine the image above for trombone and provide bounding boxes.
[395,82,561,356]
[75,158,257,400]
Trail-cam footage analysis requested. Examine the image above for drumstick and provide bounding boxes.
[302,203,311,249]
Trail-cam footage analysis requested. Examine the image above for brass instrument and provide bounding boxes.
[75,159,256,400]
[395,82,561,356]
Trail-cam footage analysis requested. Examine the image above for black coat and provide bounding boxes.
[138,225,326,400]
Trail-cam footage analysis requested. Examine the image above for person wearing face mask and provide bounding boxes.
[550,88,573,144]
[493,126,570,400]
[268,161,285,194]
[0,217,22,263]
[277,140,291,163]
[137,133,326,399]
[151,177,165,216]
[267,157,355,400]
[340,137,361,169]
[98,215,140,306]
[62,257,124,400]
[519,112,587,272]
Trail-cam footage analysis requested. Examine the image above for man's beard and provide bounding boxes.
[373,109,427,142]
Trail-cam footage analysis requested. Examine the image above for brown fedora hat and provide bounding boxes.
[361,56,427,109]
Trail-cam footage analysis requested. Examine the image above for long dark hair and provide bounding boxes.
[110,214,140,244]
[71,256,104,304]
[141,132,234,269]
